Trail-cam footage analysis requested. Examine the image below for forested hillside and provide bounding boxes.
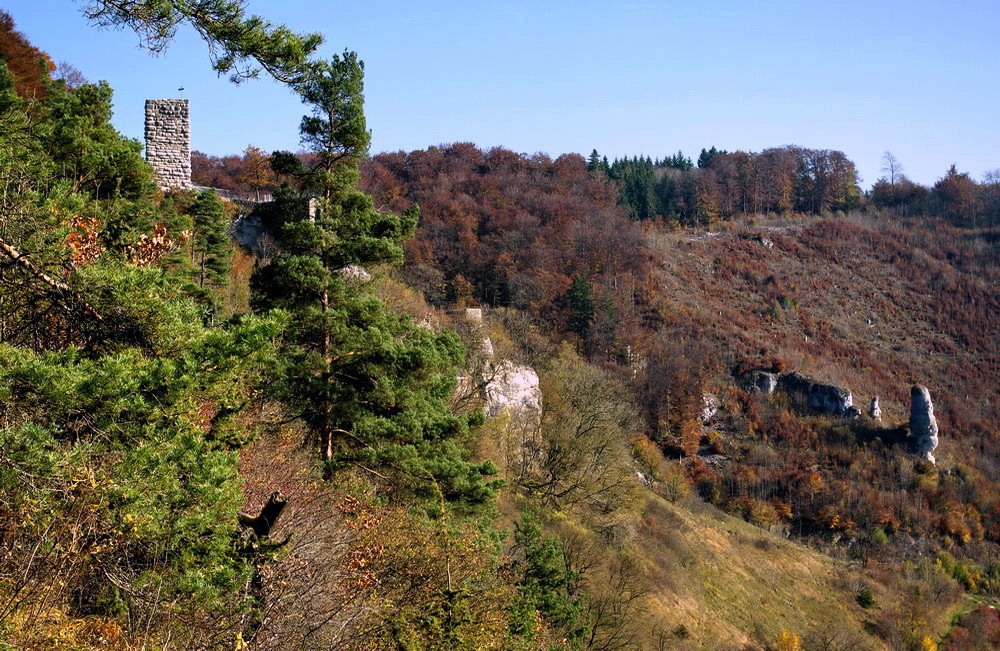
[2,3,999,650]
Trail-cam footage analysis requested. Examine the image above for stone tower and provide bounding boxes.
[144,99,191,188]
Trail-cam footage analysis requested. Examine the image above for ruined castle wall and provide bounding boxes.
[144,99,191,188]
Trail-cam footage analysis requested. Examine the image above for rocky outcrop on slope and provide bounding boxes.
[750,371,779,395]
[484,361,542,421]
[702,394,720,423]
[456,307,542,424]
[869,396,882,421]
[778,372,856,418]
[910,385,939,464]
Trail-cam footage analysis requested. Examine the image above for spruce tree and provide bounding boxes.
[253,53,498,507]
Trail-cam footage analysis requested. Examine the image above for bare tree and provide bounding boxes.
[881,151,904,188]
[54,61,88,89]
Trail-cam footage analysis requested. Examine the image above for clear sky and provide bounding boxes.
[4,0,999,188]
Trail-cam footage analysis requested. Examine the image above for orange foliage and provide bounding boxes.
[65,217,104,265]
[0,10,55,99]
[126,222,189,267]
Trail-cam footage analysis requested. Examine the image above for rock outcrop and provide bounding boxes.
[869,396,882,421]
[455,307,542,424]
[910,385,939,463]
[778,372,855,417]
[484,361,543,422]
[751,371,779,395]
[335,264,371,281]
[701,394,719,423]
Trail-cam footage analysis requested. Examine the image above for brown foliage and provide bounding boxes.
[65,216,105,265]
[126,222,188,266]
[361,143,657,360]
[0,10,55,99]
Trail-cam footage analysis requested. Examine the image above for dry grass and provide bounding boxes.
[636,491,881,649]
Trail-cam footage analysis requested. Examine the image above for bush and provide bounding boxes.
[856,587,876,609]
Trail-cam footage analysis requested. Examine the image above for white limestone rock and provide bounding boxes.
[752,371,779,395]
[702,393,719,423]
[869,396,882,421]
[910,385,939,464]
[481,337,495,359]
[779,372,854,417]
[809,383,853,416]
[336,264,371,281]
[485,361,542,422]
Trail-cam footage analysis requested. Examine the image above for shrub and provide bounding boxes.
[857,587,876,609]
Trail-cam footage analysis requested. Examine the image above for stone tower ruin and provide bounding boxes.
[144,99,191,188]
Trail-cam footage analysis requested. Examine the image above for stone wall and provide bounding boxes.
[145,99,191,188]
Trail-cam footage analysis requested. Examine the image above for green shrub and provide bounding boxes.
[856,587,876,609]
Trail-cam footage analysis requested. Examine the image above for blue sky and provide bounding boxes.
[5,1,999,188]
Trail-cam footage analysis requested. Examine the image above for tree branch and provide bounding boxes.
[0,238,102,320]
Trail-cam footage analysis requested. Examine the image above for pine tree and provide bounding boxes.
[190,189,231,290]
[587,148,602,172]
[509,512,587,646]
[253,54,498,507]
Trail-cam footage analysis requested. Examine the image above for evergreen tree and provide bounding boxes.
[40,79,151,199]
[509,512,587,646]
[698,145,727,168]
[587,148,602,172]
[82,0,323,83]
[190,189,231,291]
[253,54,498,507]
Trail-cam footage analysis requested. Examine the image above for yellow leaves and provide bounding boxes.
[3,605,129,650]
[776,629,801,651]
[921,635,938,650]
[805,471,824,496]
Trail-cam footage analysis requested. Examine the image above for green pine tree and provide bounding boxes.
[509,512,588,646]
[190,189,231,291]
[253,53,498,508]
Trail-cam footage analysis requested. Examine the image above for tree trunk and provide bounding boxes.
[320,287,333,467]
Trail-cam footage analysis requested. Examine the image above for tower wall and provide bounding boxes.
[144,99,191,188]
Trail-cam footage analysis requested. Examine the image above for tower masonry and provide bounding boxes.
[144,99,191,188]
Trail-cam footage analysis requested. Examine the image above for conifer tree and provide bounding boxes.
[253,53,498,507]
[190,189,230,290]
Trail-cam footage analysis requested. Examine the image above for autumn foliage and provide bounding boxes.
[0,10,54,99]
[361,143,659,359]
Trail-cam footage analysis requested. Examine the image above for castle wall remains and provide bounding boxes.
[144,99,191,188]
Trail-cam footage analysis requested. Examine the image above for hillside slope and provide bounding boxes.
[637,493,882,649]
[648,217,999,452]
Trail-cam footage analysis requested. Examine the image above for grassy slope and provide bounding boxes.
[629,216,999,647]
[638,492,880,649]
[231,216,996,648]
